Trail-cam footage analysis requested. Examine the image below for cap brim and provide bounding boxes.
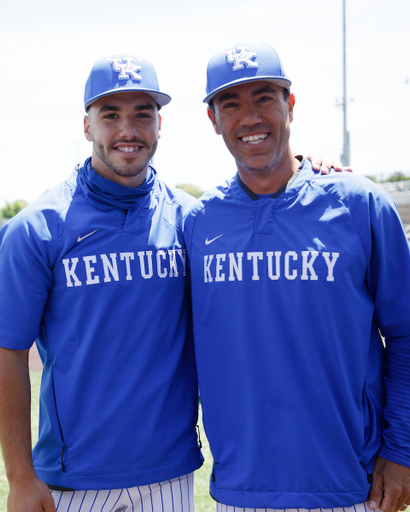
[203,76,291,104]
[85,87,172,110]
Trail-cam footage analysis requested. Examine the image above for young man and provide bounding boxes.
[0,54,203,512]
[185,43,410,512]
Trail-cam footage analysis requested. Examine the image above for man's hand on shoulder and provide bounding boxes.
[367,457,410,512]
[8,474,56,512]
[305,152,353,175]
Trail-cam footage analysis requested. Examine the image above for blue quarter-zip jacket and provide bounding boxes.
[185,159,410,509]
[0,159,203,489]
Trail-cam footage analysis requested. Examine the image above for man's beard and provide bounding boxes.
[93,139,157,179]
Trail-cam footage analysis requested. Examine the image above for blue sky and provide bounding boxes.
[1,0,409,206]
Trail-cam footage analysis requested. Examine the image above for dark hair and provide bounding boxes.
[208,99,215,113]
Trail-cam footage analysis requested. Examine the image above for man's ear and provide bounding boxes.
[158,113,162,139]
[288,93,296,123]
[207,107,221,136]
[84,115,92,142]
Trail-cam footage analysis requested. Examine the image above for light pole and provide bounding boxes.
[341,0,350,166]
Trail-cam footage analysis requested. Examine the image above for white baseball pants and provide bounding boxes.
[51,472,194,512]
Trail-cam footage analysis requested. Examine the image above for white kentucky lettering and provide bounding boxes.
[138,251,153,279]
[247,252,263,281]
[215,253,226,282]
[322,252,340,281]
[62,248,188,288]
[285,251,298,280]
[83,255,100,285]
[226,47,258,71]
[120,252,135,281]
[228,252,243,281]
[301,251,319,281]
[168,250,178,277]
[101,253,119,283]
[110,58,142,81]
[177,249,187,277]
[267,251,281,280]
[62,258,82,287]
[156,250,167,278]
[204,255,214,283]
[202,250,340,284]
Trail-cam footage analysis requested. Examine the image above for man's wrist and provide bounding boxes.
[6,463,37,485]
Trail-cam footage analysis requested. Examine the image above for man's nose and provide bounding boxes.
[239,103,262,127]
[119,117,139,138]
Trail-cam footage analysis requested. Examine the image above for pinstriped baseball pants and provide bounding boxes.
[51,472,194,512]
[216,501,381,512]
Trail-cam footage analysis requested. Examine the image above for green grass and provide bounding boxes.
[0,371,215,512]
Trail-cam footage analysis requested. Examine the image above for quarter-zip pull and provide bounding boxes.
[123,209,128,215]
[360,461,372,483]
[211,461,219,482]
[61,446,66,472]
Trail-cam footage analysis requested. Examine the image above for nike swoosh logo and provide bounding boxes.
[205,234,223,245]
[77,229,99,243]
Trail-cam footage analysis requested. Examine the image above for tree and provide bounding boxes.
[0,200,28,219]
[176,184,205,199]
[384,172,410,182]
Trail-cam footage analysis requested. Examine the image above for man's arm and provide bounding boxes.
[360,180,410,512]
[366,332,410,512]
[0,347,56,512]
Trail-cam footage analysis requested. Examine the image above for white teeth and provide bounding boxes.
[118,147,137,153]
[241,134,268,144]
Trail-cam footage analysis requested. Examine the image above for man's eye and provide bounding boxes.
[222,102,237,109]
[104,113,118,119]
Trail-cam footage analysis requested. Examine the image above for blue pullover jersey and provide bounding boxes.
[185,159,410,509]
[0,159,203,490]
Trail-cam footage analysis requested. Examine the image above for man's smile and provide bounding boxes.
[239,133,269,145]
[116,146,141,154]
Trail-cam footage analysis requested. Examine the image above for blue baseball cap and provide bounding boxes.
[84,54,171,110]
[204,43,291,104]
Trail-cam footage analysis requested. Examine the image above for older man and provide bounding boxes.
[185,43,410,512]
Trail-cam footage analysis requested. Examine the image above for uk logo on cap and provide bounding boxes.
[226,47,258,71]
[109,58,142,81]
